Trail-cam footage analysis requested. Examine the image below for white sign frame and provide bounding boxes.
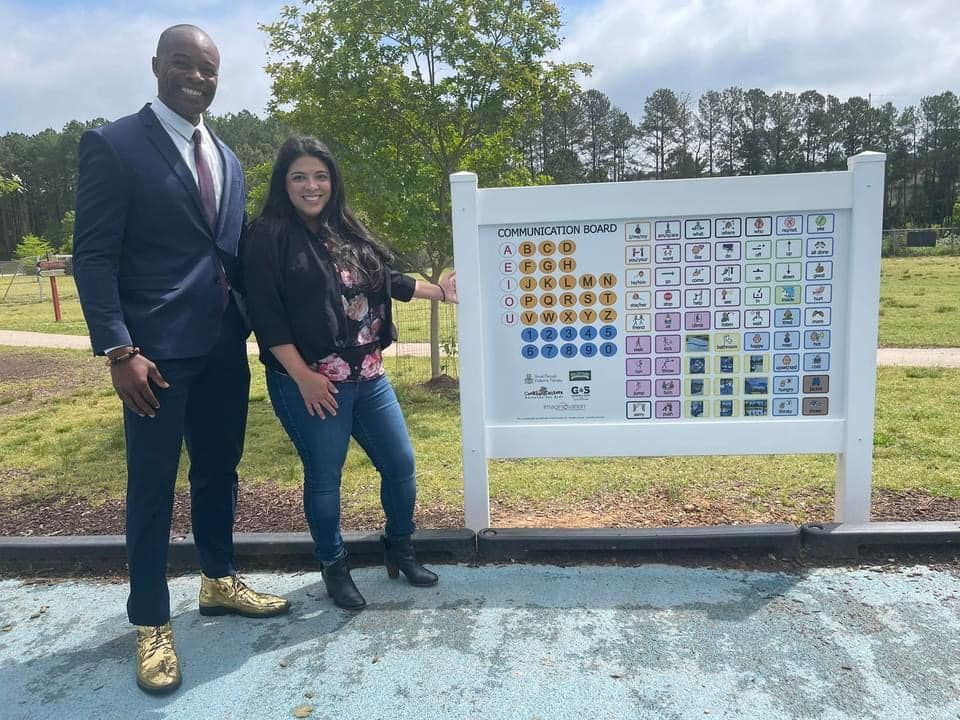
[451,152,886,530]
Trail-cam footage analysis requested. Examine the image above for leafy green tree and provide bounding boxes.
[797,90,827,169]
[640,88,681,179]
[581,89,613,181]
[766,91,800,172]
[14,233,52,260]
[718,86,745,175]
[264,0,583,377]
[57,210,75,252]
[609,110,636,181]
[741,88,768,174]
[0,174,21,195]
[207,111,291,169]
[697,91,723,176]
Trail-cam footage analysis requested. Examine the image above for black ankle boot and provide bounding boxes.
[321,557,366,610]
[381,535,439,587]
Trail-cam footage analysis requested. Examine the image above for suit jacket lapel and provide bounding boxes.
[138,105,208,230]
[210,131,231,239]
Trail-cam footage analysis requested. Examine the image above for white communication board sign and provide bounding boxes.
[452,153,885,530]
[482,211,844,425]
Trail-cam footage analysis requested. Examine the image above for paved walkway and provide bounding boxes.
[1,329,959,366]
[0,330,437,360]
[3,563,960,720]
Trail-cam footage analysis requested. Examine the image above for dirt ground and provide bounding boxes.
[1,482,958,538]
[1,349,959,537]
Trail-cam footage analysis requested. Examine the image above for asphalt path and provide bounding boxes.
[2,333,959,719]
[2,563,960,720]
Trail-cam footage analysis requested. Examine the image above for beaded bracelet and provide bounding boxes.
[105,347,141,367]
[436,283,446,303]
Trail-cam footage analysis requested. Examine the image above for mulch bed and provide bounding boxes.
[1,485,957,538]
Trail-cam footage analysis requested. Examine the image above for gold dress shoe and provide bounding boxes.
[198,572,290,618]
[136,622,181,695]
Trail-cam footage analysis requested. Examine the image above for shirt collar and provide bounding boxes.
[151,96,208,143]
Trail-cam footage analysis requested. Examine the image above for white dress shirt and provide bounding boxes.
[150,96,224,211]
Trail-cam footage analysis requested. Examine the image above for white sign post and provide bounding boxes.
[452,152,886,531]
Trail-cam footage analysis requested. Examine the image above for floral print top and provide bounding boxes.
[309,263,386,382]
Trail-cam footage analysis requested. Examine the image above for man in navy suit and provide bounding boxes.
[73,24,289,695]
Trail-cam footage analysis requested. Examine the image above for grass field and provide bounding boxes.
[0,274,456,343]
[879,257,960,346]
[1,257,958,346]
[1,347,957,523]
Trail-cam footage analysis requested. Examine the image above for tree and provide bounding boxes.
[741,88,768,174]
[14,233,52,260]
[0,174,21,196]
[640,88,681,179]
[207,111,291,169]
[608,110,636,181]
[718,86,745,175]
[581,89,613,181]
[766,91,800,172]
[57,210,75,252]
[697,91,723,176]
[263,0,585,377]
[797,90,827,170]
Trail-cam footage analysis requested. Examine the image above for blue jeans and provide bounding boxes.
[266,369,417,563]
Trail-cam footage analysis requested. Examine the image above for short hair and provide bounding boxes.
[156,24,212,56]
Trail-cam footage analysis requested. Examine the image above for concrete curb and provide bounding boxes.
[5,522,959,574]
[476,524,802,560]
[0,529,477,574]
[802,521,960,559]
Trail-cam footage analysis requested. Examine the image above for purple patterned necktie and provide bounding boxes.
[193,129,228,307]
[192,129,218,231]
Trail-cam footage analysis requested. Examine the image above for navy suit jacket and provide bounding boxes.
[73,104,246,360]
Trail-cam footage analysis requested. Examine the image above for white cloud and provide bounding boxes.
[3,0,958,135]
[0,0,286,134]
[558,0,960,116]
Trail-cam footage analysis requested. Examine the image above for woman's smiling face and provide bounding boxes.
[286,155,332,229]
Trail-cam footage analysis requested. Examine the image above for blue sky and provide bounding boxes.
[2,0,958,134]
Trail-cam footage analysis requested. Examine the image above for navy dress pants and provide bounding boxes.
[123,300,250,626]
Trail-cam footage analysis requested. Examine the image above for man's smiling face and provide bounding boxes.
[152,28,220,124]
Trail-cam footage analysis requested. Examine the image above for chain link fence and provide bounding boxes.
[1,255,75,303]
[881,228,960,257]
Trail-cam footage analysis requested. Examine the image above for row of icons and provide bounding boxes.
[624,352,830,374]
[625,396,829,419]
[624,239,834,264]
[624,373,829,397]
[626,214,836,241]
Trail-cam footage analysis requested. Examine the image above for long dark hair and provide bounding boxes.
[254,136,391,289]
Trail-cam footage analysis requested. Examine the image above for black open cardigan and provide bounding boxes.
[242,218,416,374]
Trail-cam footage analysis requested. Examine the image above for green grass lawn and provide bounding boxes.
[0,273,454,343]
[878,257,960,346]
[2,257,958,346]
[1,348,957,522]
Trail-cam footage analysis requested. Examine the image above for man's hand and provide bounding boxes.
[109,351,170,418]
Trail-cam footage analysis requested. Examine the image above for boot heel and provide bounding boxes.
[380,534,439,587]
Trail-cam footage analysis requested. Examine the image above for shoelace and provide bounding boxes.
[143,628,170,658]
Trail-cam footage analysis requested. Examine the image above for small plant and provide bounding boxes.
[439,333,459,377]
[14,233,52,261]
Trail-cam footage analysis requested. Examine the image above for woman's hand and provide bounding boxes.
[295,370,339,418]
[438,271,458,304]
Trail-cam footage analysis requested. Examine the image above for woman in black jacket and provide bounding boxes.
[243,136,457,611]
